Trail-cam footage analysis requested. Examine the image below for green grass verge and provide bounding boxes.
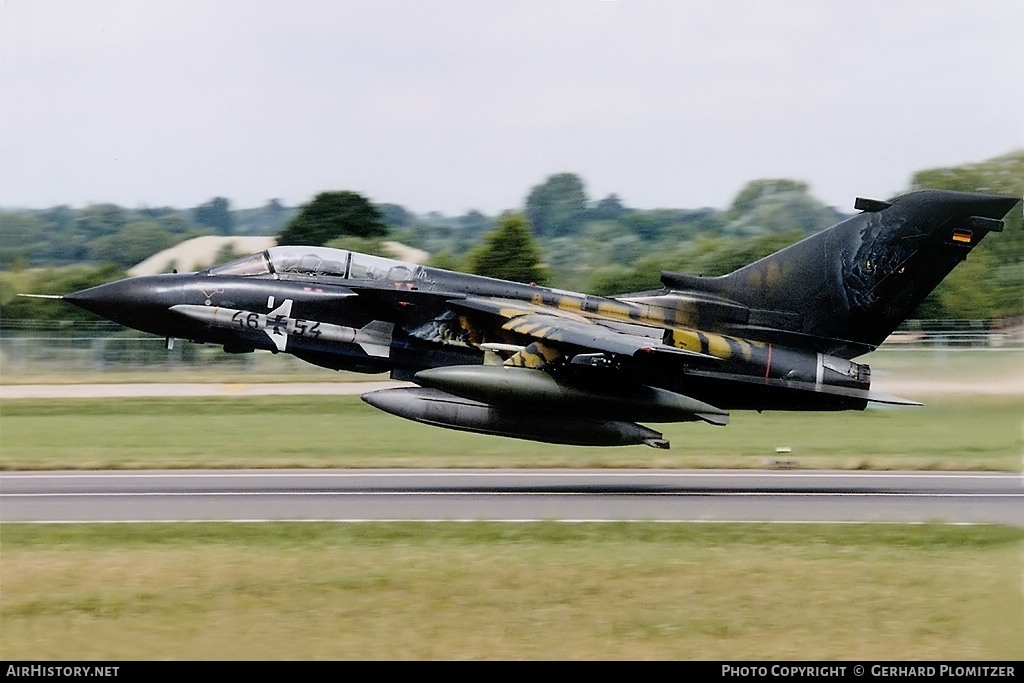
[2,522,1020,660]
[2,394,1021,470]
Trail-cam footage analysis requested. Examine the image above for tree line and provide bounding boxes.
[2,150,1021,324]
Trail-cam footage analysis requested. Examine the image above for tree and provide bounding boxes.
[279,191,387,246]
[587,264,661,297]
[591,194,628,220]
[376,203,411,228]
[722,179,839,236]
[524,173,588,237]
[0,213,48,268]
[261,199,292,232]
[426,251,466,273]
[72,204,128,239]
[193,197,233,235]
[88,220,181,267]
[468,214,548,285]
[456,210,493,238]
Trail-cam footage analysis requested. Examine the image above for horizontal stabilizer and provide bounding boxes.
[685,368,921,406]
[967,215,1004,232]
[854,197,892,212]
[858,391,923,406]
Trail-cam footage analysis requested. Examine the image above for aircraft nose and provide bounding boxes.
[64,279,135,319]
[63,275,185,333]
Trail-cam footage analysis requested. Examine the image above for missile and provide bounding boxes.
[413,364,729,425]
[361,386,670,448]
[170,301,393,357]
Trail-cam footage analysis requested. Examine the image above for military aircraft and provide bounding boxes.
[52,189,1019,448]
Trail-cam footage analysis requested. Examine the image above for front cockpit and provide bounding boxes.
[206,246,422,283]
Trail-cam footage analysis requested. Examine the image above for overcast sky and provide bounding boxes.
[2,0,1022,215]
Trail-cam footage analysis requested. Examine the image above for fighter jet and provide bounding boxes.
[54,190,1020,448]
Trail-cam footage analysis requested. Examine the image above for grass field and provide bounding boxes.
[2,348,1021,470]
[2,522,1021,660]
[2,393,1021,470]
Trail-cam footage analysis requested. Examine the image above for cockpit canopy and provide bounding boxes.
[207,246,421,282]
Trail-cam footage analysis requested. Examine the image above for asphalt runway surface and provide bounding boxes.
[3,469,1021,526]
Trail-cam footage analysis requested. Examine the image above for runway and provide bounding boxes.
[2,469,1021,525]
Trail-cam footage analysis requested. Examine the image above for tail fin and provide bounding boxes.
[660,190,1020,357]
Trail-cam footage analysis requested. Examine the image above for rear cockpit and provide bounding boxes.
[206,246,422,283]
